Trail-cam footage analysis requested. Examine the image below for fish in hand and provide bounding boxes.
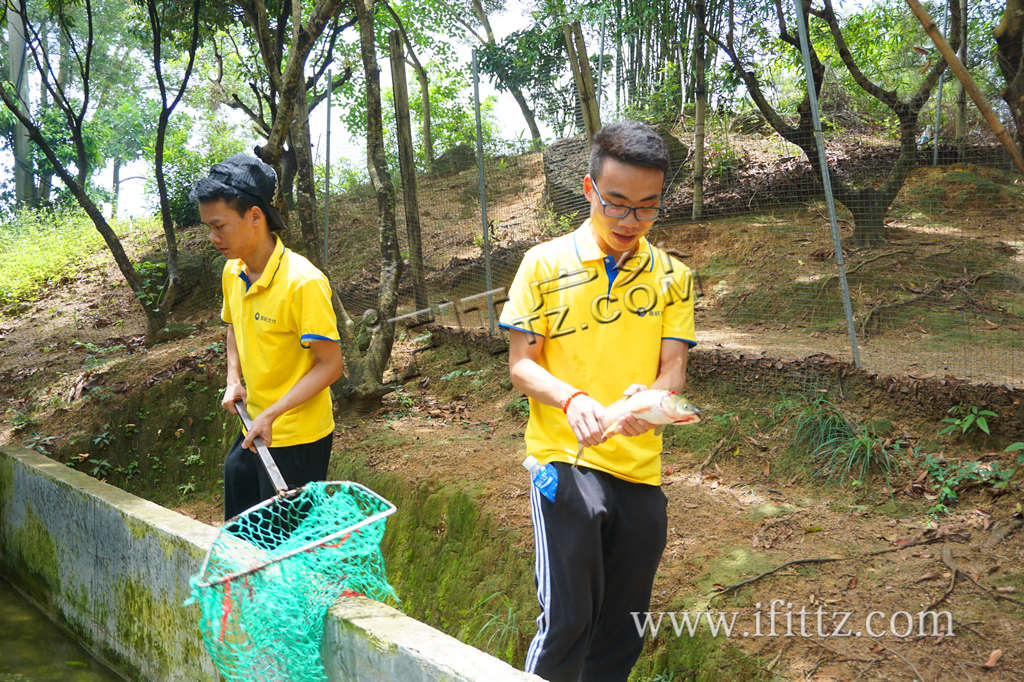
[574,390,702,467]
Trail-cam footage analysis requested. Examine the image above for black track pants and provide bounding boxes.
[524,462,668,682]
[223,431,332,520]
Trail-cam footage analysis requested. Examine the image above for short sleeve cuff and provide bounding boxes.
[499,322,544,337]
[300,333,341,348]
[662,336,697,348]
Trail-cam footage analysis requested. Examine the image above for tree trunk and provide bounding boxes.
[112,157,121,219]
[508,86,543,149]
[955,0,968,154]
[848,191,889,247]
[564,20,601,141]
[336,0,403,405]
[469,0,542,150]
[0,81,159,331]
[389,30,428,310]
[8,11,33,205]
[995,0,1024,149]
[415,64,435,172]
[381,4,435,172]
[290,87,325,269]
[280,143,298,209]
[692,0,706,219]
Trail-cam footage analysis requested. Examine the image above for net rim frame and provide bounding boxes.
[193,480,396,590]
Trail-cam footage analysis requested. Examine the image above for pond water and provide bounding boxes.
[0,577,123,681]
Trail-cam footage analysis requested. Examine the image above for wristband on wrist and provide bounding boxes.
[562,390,587,414]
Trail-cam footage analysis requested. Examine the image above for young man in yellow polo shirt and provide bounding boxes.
[499,122,696,681]
[190,154,344,520]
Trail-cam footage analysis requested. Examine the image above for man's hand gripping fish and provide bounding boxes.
[574,389,702,467]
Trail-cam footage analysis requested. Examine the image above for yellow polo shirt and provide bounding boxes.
[499,221,696,485]
[221,237,339,447]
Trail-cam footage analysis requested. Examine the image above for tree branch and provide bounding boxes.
[817,0,896,106]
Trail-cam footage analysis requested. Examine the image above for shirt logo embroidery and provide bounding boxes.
[254,312,277,324]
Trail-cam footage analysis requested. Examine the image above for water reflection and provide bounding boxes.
[0,578,122,681]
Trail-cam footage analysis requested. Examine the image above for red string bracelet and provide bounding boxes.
[562,390,587,414]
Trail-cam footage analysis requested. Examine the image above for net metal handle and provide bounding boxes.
[234,400,289,493]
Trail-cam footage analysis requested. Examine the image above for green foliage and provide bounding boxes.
[624,62,683,124]
[382,63,502,171]
[9,409,40,432]
[89,458,114,479]
[23,433,57,455]
[539,206,574,237]
[785,395,855,453]
[476,20,569,136]
[152,112,249,229]
[441,369,478,380]
[0,207,106,306]
[504,395,530,420]
[133,260,168,311]
[917,451,1016,516]
[816,427,906,486]
[938,404,997,437]
[92,426,113,449]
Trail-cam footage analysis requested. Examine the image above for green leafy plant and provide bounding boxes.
[73,339,126,355]
[504,395,530,420]
[9,409,39,432]
[441,369,478,381]
[133,260,167,311]
[918,451,1016,515]
[939,404,997,437]
[116,460,139,480]
[538,205,574,238]
[991,443,1024,492]
[787,396,855,454]
[817,427,906,486]
[89,458,113,479]
[178,480,196,497]
[23,433,56,455]
[92,426,113,448]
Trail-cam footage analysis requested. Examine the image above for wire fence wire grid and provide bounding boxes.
[187,480,397,682]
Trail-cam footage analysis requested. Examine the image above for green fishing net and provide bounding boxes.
[187,481,396,682]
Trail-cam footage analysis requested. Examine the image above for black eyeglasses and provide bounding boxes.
[591,181,662,221]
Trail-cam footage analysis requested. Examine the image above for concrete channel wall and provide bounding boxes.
[0,447,541,682]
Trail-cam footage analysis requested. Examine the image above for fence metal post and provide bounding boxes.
[932,1,948,167]
[597,11,606,110]
[472,49,495,334]
[324,69,332,268]
[792,0,861,369]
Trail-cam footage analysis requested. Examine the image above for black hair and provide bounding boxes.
[588,121,670,181]
[189,178,281,232]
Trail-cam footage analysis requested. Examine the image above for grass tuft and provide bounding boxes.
[776,395,906,488]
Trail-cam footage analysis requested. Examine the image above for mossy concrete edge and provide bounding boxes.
[0,446,541,681]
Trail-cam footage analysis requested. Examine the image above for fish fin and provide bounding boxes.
[654,425,666,436]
